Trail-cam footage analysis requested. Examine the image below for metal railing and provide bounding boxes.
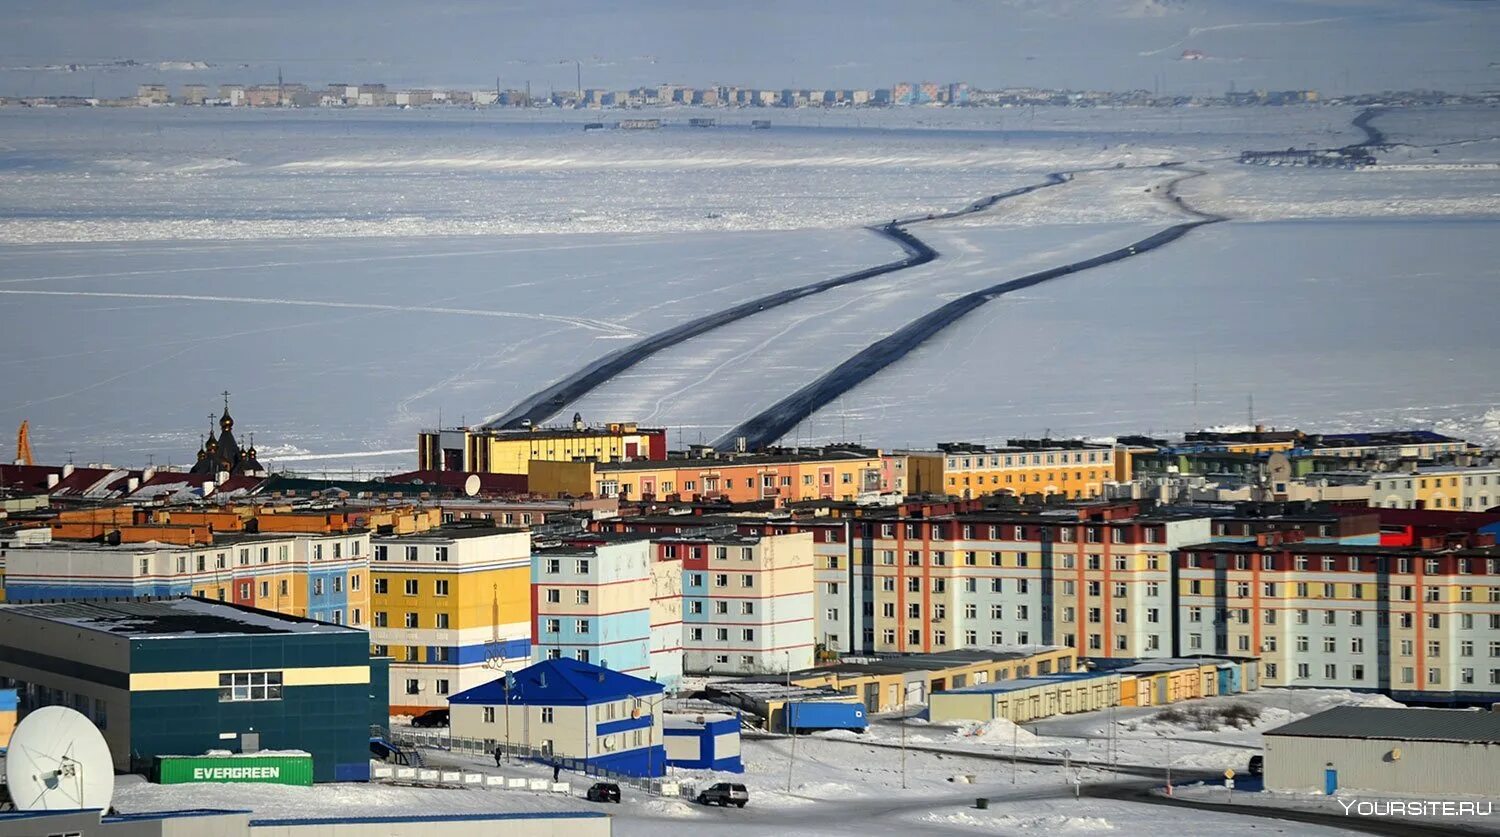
[387,727,687,797]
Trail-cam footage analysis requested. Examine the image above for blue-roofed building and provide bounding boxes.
[449,657,666,777]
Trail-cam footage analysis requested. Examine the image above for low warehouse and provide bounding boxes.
[1265,706,1500,797]
[663,712,743,772]
[929,671,1121,725]
[0,598,386,782]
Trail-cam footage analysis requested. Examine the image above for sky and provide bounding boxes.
[2,0,1498,99]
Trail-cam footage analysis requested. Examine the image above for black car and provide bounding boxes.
[586,782,621,803]
[1248,755,1264,777]
[411,709,449,728]
[696,782,749,808]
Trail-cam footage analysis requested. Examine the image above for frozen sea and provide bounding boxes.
[1,104,1497,470]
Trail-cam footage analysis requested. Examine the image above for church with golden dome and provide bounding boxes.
[191,392,266,476]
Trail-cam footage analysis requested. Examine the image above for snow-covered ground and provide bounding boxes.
[2,103,1497,467]
[112,731,1364,836]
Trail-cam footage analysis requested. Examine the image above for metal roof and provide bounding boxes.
[1266,706,1500,744]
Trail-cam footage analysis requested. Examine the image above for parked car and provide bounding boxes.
[411,709,449,728]
[585,782,621,803]
[696,782,749,808]
[1248,755,1264,777]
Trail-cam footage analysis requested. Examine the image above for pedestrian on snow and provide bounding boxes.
[553,764,561,782]
[494,746,503,767]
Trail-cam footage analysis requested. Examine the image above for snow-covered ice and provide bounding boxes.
[1,103,1497,467]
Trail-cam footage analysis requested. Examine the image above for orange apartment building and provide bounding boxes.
[528,447,888,503]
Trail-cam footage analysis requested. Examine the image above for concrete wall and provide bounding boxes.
[251,812,611,837]
[1266,735,1500,797]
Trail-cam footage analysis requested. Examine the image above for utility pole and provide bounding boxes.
[900,696,908,789]
[1011,719,1018,784]
[786,702,796,792]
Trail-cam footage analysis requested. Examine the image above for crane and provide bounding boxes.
[15,420,34,466]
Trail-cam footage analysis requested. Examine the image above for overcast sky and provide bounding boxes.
[3,0,1497,97]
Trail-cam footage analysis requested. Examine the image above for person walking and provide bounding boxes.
[494,746,503,767]
[552,764,560,782]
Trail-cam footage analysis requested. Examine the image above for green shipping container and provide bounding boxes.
[154,754,314,786]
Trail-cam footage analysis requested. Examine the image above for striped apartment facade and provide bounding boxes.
[1175,533,1500,704]
[370,527,532,714]
[2,530,369,627]
[531,540,655,679]
[851,504,1211,658]
[680,532,815,675]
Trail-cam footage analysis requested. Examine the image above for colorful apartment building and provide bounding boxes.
[935,440,1129,500]
[1370,464,1500,511]
[850,502,1211,658]
[1175,533,1500,704]
[528,447,887,503]
[678,532,815,675]
[3,527,369,627]
[531,540,657,680]
[370,525,532,714]
[592,514,854,656]
[417,419,665,475]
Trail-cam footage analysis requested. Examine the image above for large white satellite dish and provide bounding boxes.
[4,706,115,811]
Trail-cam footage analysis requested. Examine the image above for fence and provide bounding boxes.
[386,727,688,798]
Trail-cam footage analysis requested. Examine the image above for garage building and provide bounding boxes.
[0,597,386,782]
[1264,706,1500,797]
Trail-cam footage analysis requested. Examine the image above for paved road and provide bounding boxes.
[481,174,1071,430]
[713,168,1224,450]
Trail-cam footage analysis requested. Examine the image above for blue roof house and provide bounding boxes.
[449,658,666,777]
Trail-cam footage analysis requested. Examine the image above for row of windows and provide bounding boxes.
[1185,607,1500,631]
[869,523,1157,544]
[1263,661,1500,687]
[686,627,760,642]
[373,578,447,596]
[374,545,450,562]
[1186,554,1500,575]
[1372,474,1497,490]
[873,549,1162,571]
[947,450,1112,468]
[686,572,758,589]
[373,610,451,629]
[1185,578,1500,602]
[947,471,1107,486]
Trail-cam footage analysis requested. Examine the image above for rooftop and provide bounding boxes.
[1266,706,1500,744]
[372,524,526,542]
[938,669,1119,695]
[449,657,662,706]
[596,447,882,472]
[0,597,359,638]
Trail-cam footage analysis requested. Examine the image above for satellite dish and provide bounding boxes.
[464,474,481,497]
[5,706,115,811]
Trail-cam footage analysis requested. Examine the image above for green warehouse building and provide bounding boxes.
[0,597,387,782]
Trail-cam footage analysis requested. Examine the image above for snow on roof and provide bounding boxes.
[448,657,663,706]
[1266,706,1500,744]
[0,597,358,637]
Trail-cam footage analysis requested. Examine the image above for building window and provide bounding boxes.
[541,707,554,723]
[435,679,450,695]
[218,671,283,702]
[405,679,420,695]
[435,547,449,562]
[577,619,591,634]
[405,546,418,561]
[404,579,419,596]
[435,579,449,596]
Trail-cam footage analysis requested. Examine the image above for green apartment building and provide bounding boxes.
[0,597,385,782]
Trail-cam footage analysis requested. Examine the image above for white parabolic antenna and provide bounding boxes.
[4,706,115,811]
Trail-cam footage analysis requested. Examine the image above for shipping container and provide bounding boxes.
[154,753,313,786]
[784,701,866,733]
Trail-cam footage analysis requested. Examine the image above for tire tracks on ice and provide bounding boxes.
[483,173,1073,430]
[713,168,1225,450]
